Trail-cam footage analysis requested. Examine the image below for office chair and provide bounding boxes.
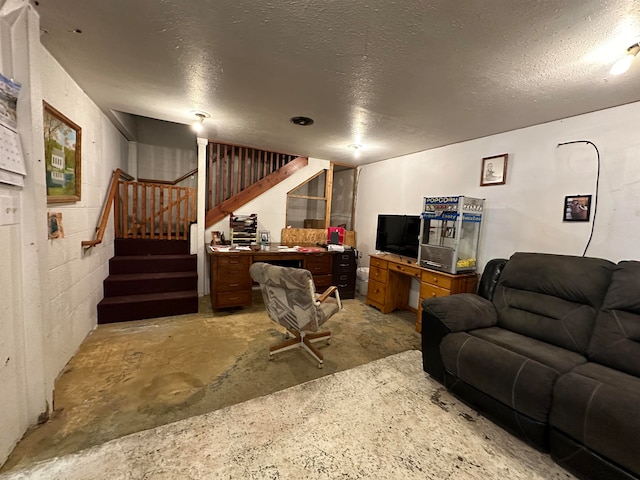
[249,262,342,368]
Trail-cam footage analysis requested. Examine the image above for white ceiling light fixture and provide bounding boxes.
[191,111,210,133]
[348,143,363,157]
[610,42,640,75]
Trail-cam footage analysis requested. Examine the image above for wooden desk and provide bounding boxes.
[207,245,355,310]
[365,253,477,332]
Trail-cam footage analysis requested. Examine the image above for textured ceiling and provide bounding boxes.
[32,0,640,165]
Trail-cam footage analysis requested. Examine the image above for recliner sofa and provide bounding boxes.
[421,252,640,480]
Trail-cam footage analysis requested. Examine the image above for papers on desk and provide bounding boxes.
[277,246,298,252]
[208,245,251,252]
[296,246,326,252]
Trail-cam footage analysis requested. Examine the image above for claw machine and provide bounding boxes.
[418,196,484,274]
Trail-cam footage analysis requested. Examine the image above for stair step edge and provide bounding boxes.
[99,291,198,305]
[105,272,197,281]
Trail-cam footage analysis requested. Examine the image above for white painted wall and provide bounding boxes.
[355,101,640,273]
[40,48,129,390]
[0,2,128,465]
[135,116,197,186]
[1,2,49,465]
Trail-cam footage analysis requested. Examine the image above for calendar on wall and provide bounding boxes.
[0,72,26,187]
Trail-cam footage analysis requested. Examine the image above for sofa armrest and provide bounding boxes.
[421,294,497,383]
[422,293,497,332]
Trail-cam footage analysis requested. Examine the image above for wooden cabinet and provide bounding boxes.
[366,254,477,332]
[209,254,252,309]
[332,250,357,299]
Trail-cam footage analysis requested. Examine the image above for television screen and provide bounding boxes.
[375,214,421,258]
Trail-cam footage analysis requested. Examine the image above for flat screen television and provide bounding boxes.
[375,214,421,258]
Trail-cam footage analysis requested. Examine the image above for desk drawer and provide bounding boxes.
[389,262,421,278]
[421,271,453,290]
[370,257,388,270]
[217,275,250,292]
[420,282,450,299]
[215,291,252,308]
[367,279,387,305]
[334,253,356,273]
[369,265,388,283]
[305,254,332,274]
[313,274,334,289]
[216,255,251,267]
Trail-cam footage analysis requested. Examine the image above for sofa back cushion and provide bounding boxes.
[493,252,614,354]
[588,260,640,377]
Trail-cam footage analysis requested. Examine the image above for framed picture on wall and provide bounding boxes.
[43,101,82,204]
[563,195,592,222]
[480,153,508,186]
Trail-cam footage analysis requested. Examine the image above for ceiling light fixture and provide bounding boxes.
[191,111,210,133]
[610,42,640,75]
[348,144,363,157]
[290,116,314,126]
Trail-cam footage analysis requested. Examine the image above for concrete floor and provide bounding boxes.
[1,292,421,473]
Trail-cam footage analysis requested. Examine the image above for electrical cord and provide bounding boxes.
[557,140,600,257]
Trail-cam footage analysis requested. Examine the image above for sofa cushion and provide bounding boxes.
[493,252,614,354]
[470,327,587,372]
[588,261,640,377]
[550,362,640,475]
[441,328,585,423]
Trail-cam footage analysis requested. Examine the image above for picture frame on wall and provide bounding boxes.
[43,101,82,204]
[480,153,508,186]
[563,195,592,222]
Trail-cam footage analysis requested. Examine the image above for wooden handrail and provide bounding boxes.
[81,168,131,248]
[137,168,198,186]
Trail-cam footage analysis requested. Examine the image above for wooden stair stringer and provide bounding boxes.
[205,156,308,228]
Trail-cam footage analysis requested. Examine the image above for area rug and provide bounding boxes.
[0,351,574,479]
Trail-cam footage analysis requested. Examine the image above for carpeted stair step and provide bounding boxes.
[97,291,199,324]
[115,238,189,256]
[109,254,196,274]
[103,271,197,297]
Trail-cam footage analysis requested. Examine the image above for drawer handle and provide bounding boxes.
[229,270,238,274]
[229,283,239,287]
[228,296,239,300]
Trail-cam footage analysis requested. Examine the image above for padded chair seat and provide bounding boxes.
[441,328,586,422]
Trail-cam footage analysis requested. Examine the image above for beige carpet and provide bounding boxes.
[0,351,574,480]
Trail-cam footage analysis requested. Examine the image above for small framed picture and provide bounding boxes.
[480,154,508,186]
[259,230,270,244]
[563,195,592,222]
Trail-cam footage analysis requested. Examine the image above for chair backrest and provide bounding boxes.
[249,262,322,333]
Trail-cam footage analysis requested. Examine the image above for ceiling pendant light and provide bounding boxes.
[610,42,640,75]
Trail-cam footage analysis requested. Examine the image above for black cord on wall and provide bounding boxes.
[557,140,601,257]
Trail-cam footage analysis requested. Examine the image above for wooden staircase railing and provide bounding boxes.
[82,168,134,249]
[205,141,308,227]
[117,181,196,240]
[82,168,197,248]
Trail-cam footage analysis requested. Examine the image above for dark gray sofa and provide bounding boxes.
[421,252,640,480]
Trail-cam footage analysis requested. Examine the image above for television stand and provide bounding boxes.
[365,253,477,332]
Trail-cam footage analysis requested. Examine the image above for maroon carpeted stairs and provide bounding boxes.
[97,239,198,323]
